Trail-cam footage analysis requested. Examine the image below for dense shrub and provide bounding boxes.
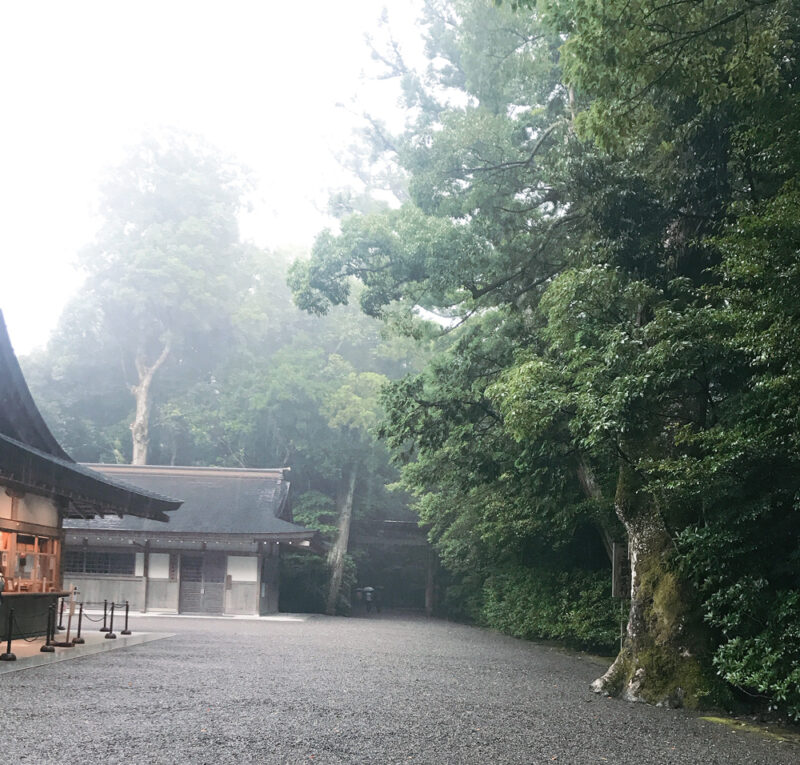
[481,565,619,652]
[679,503,800,719]
[438,569,485,624]
[279,553,356,615]
[712,591,800,720]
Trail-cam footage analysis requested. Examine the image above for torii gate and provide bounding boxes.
[348,520,436,616]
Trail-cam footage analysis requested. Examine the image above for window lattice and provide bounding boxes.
[64,550,135,575]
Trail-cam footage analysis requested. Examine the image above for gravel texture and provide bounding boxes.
[2,613,797,764]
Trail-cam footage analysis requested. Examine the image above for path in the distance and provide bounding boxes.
[2,613,796,764]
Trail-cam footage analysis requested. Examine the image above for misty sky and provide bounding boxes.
[0,0,423,354]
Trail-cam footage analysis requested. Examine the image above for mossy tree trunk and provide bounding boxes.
[591,459,710,707]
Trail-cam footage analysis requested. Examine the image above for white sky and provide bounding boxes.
[0,0,424,354]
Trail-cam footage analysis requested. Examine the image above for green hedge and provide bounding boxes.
[481,565,620,652]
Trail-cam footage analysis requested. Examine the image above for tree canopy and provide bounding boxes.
[24,132,428,613]
[291,0,800,715]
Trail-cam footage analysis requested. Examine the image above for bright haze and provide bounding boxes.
[0,0,422,354]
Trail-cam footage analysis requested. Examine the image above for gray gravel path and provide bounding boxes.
[1,613,796,764]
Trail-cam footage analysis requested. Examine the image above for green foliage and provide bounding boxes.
[678,500,800,718]
[279,553,357,615]
[79,130,251,371]
[279,553,328,613]
[482,564,619,651]
[438,569,485,624]
[291,491,339,543]
[287,0,800,710]
[712,592,800,719]
[556,0,797,150]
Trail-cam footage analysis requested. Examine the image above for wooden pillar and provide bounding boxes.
[142,540,150,613]
[9,532,17,590]
[56,507,65,593]
[425,548,435,618]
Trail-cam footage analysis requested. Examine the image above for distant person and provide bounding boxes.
[363,586,375,614]
[0,569,5,603]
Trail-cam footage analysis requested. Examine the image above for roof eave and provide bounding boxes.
[0,435,181,522]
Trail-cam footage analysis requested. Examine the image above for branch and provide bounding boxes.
[362,113,400,156]
[133,338,172,391]
[460,120,565,176]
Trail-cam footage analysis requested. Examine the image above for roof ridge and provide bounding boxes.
[84,463,289,476]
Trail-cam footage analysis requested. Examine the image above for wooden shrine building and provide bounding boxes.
[0,311,181,640]
[63,464,322,616]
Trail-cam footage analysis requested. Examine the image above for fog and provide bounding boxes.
[0,0,423,353]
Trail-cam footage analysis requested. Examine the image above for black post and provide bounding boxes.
[121,600,131,635]
[100,599,109,632]
[72,604,85,645]
[41,604,55,653]
[105,602,117,639]
[57,598,65,631]
[1,607,16,661]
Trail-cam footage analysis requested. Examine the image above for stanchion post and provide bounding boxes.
[100,599,109,632]
[72,603,85,645]
[57,598,65,631]
[105,602,117,639]
[1,607,16,661]
[41,604,55,653]
[121,600,132,635]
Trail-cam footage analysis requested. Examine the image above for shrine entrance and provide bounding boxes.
[178,552,226,614]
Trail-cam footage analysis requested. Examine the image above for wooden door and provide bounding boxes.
[179,552,226,614]
[201,553,226,613]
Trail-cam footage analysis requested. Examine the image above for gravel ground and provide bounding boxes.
[2,613,797,764]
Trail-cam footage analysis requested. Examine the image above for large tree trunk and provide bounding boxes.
[129,342,170,465]
[576,457,615,563]
[591,459,708,707]
[325,465,357,615]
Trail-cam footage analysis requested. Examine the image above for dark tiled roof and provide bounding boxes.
[0,311,181,521]
[64,465,312,537]
[0,311,70,459]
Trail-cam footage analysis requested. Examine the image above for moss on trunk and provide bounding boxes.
[591,460,731,709]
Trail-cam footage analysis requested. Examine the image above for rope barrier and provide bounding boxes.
[121,601,132,635]
[2,605,52,644]
[0,599,136,655]
[51,602,134,622]
[72,604,85,645]
[105,602,117,639]
[40,605,55,653]
[100,600,109,632]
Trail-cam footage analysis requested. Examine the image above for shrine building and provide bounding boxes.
[0,311,181,640]
[62,464,322,615]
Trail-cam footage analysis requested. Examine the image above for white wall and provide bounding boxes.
[227,555,257,582]
[148,553,170,579]
[67,574,145,611]
[0,491,58,527]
